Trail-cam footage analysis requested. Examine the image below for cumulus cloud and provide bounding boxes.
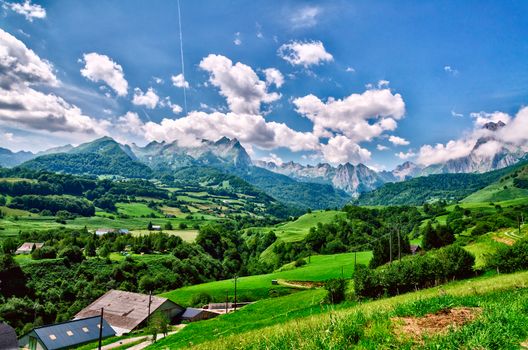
[0,29,57,89]
[470,111,511,127]
[321,135,371,164]
[377,144,389,151]
[293,88,405,142]
[80,52,128,96]
[389,135,410,146]
[278,40,333,68]
[233,32,242,46]
[171,73,189,88]
[199,54,280,114]
[290,5,321,28]
[263,68,284,88]
[132,87,159,109]
[0,29,109,148]
[259,152,284,165]
[160,97,182,114]
[3,0,46,21]
[346,67,356,73]
[396,150,416,160]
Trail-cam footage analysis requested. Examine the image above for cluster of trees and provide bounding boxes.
[488,238,528,273]
[272,206,423,268]
[8,195,95,216]
[354,245,475,298]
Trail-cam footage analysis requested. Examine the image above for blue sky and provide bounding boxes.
[1,0,528,169]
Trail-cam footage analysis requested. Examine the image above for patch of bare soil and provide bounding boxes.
[493,236,516,246]
[281,280,324,288]
[392,307,481,340]
[521,340,528,349]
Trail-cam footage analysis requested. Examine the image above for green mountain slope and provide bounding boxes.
[235,166,351,210]
[355,161,528,206]
[462,164,528,203]
[21,137,152,178]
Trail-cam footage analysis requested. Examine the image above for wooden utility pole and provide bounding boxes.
[147,290,152,323]
[98,308,104,350]
[397,226,401,262]
[354,251,357,272]
[389,232,393,264]
[225,290,229,314]
[234,275,238,312]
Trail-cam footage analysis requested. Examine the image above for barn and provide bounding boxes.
[18,316,115,350]
[74,290,184,335]
[16,242,44,254]
[180,308,219,322]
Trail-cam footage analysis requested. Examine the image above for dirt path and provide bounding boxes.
[100,327,184,350]
[276,279,323,289]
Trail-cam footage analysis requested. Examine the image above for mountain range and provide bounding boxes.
[0,120,525,208]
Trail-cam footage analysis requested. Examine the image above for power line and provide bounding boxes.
[177,0,188,114]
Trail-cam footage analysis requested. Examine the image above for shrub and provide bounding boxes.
[190,292,213,307]
[294,258,307,267]
[325,278,347,304]
[32,246,57,260]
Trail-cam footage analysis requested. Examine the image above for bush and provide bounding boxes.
[32,246,57,260]
[325,278,347,304]
[58,246,84,263]
[354,245,475,299]
[190,292,213,307]
[294,258,306,268]
[488,239,528,273]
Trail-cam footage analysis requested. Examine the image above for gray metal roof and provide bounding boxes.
[0,323,18,350]
[181,308,204,319]
[32,316,115,350]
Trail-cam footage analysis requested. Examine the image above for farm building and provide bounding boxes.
[204,302,252,314]
[74,290,184,335]
[180,308,219,322]
[0,322,18,350]
[18,316,115,350]
[16,242,44,254]
[95,228,129,236]
[151,225,162,231]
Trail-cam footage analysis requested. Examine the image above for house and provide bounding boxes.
[180,308,219,322]
[410,244,422,255]
[203,302,252,314]
[0,322,18,350]
[74,290,184,335]
[95,228,129,236]
[151,225,161,231]
[16,242,44,255]
[18,316,115,350]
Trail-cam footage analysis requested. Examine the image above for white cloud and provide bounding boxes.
[389,135,410,146]
[233,32,242,46]
[3,0,46,21]
[263,68,284,88]
[3,132,14,141]
[444,65,459,76]
[395,150,416,160]
[293,88,405,142]
[0,29,108,139]
[160,97,182,114]
[346,67,356,73]
[451,110,463,118]
[417,139,474,166]
[171,73,189,89]
[0,29,57,89]
[278,40,333,68]
[378,80,390,88]
[153,76,164,84]
[116,111,144,136]
[259,152,284,165]
[377,144,389,151]
[470,111,511,127]
[199,54,280,114]
[321,135,371,164]
[132,87,159,109]
[80,52,128,96]
[290,5,321,28]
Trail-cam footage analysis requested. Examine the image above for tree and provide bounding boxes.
[84,239,97,257]
[164,221,173,230]
[324,278,346,304]
[147,311,170,342]
[147,221,153,230]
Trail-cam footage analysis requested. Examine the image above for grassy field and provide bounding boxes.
[462,175,528,203]
[152,270,528,350]
[161,251,372,306]
[130,229,198,242]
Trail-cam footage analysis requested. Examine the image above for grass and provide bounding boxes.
[160,270,528,350]
[161,251,372,306]
[150,289,357,349]
[116,202,160,217]
[462,175,528,203]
